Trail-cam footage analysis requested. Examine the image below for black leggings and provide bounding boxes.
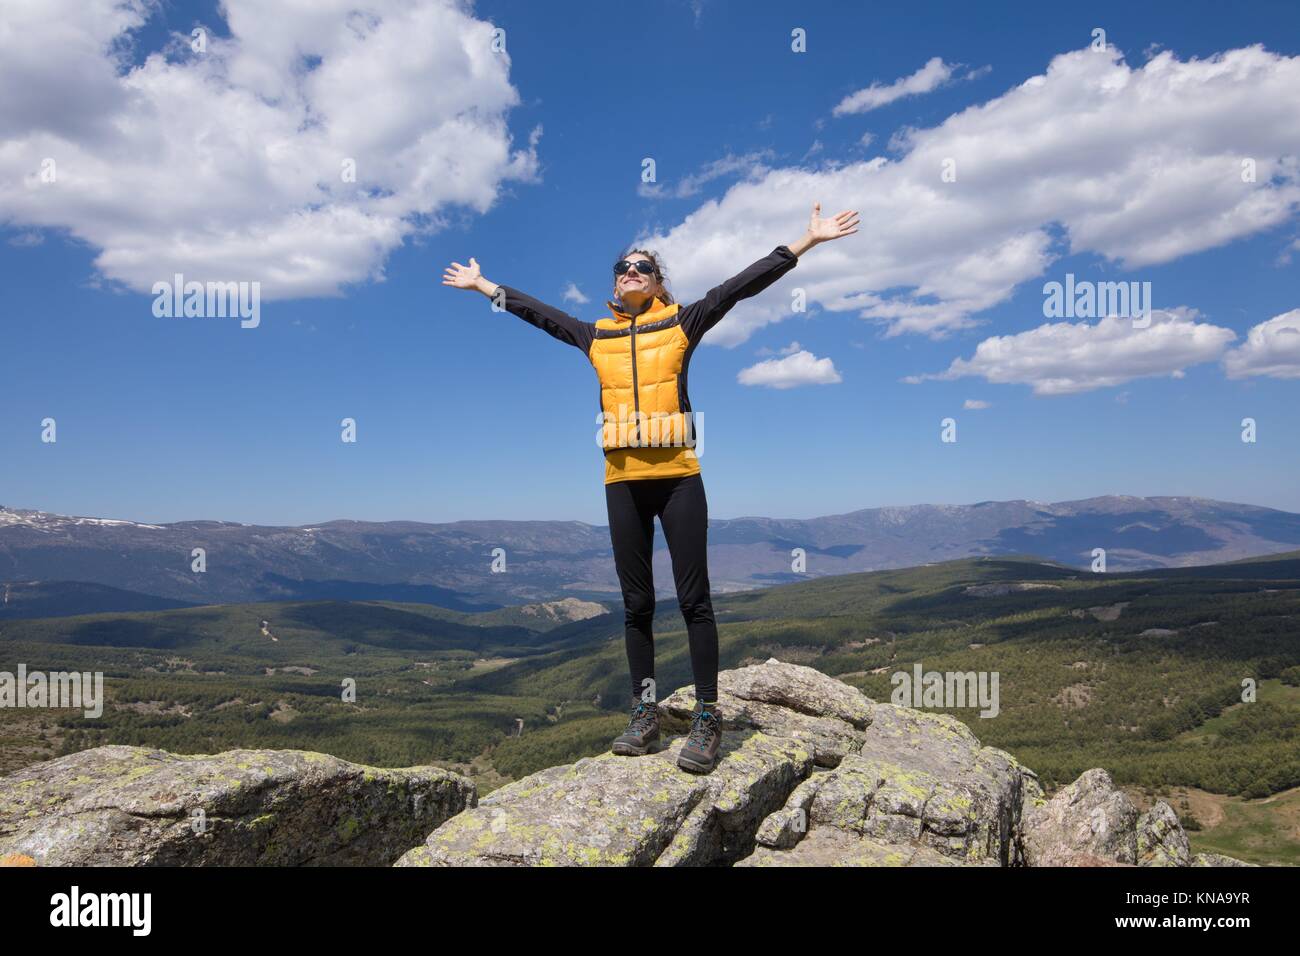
[605,472,718,704]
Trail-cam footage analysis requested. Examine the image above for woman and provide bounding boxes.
[442,202,858,772]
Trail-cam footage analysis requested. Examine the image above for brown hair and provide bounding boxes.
[612,247,674,305]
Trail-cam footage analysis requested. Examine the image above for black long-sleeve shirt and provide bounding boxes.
[496,244,799,354]
[494,244,799,482]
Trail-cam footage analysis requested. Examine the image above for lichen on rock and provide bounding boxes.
[0,745,474,866]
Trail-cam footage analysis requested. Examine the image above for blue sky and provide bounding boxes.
[2,0,1299,526]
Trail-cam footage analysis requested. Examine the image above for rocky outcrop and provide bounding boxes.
[0,745,474,866]
[396,660,884,866]
[1018,768,1247,867]
[1021,768,1141,865]
[399,660,1252,868]
[741,702,1027,866]
[0,660,1257,867]
[964,582,1062,597]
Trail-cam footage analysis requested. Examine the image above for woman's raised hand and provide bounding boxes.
[807,202,859,244]
[442,257,483,290]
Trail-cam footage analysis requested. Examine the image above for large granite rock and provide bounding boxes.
[1019,768,1200,867]
[0,745,474,866]
[396,660,845,866]
[741,702,1029,866]
[400,659,1253,868]
[399,660,1028,867]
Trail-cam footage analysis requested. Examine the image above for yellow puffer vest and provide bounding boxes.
[592,295,698,452]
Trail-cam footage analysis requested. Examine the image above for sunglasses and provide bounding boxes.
[613,259,658,277]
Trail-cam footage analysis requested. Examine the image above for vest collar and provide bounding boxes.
[605,295,673,322]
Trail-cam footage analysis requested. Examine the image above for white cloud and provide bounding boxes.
[0,0,540,300]
[737,349,842,389]
[754,340,804,357]
[638,150,775,199]
[963,399,991,409]
[1223,308,1300,379]
[562,282,589,305]
[639,45,1300,345]
[907,308,1236,395]
[832,57,960,115]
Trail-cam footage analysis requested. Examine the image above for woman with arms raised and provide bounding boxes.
[442,202,858,772]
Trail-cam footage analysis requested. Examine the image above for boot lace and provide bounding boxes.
[626,701,657,735]
[686,708,718,749]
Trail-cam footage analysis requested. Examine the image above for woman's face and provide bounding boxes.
[615,253,659,302]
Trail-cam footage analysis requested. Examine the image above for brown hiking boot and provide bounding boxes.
[612,699,660,755]
[677,701,722,773]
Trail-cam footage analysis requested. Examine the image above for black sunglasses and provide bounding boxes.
[613,259,657,277]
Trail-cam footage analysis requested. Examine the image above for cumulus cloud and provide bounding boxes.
[637,45,1300,345]
[0,0,540,299]
[637,150,776,199]
[906,308,1237,395]
[737,349,842,389]
[754,340,805,357]
[1223,308,1300,379]
[963,399,991,409]
[562,282,589,305]
[832,57,963,115]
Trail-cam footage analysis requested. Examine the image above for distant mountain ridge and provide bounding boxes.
[3,495,1299,611]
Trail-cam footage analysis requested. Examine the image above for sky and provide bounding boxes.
[1,0,1298,526]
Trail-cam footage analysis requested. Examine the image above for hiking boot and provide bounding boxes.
[677,701,722,773]
[612,699,660,755]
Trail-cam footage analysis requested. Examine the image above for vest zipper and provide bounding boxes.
[629,315,640,445]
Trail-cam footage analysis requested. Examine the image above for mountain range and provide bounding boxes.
[3,495,1300,613]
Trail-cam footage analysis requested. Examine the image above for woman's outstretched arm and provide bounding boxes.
[680,202,859,344]
[443,257,595,353]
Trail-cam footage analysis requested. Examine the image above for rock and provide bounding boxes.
[1020,769,1197,867]
[1136,801,1192,866]
[660,659,874,767]
[518,597,608,624]
[400,660,1028,868]
[0,745,474,866]
[397,729,812,867]
[742,703,1029,866]
[1072,602,1128,621]
[1020,768,1139,865]
[964,582,1062,597]
[397,661,851,866]
[1191,852,1257,867]
[399,660,1255,868]
[1020,772,1252,868]
[742,827,976,866]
